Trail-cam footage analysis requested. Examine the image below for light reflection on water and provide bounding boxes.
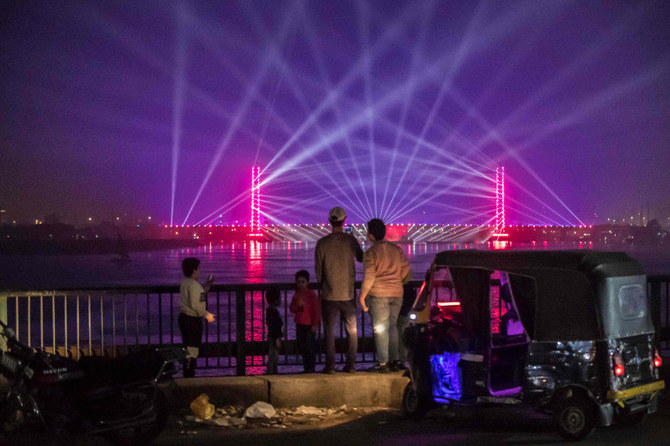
[0,241,668,290]
[2,241,669,375]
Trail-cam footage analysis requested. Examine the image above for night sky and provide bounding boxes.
[1,0,669,226]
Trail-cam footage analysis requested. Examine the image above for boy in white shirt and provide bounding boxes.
[179,257,215,377]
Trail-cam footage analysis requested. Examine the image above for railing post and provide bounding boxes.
[0,293,7,351]
[236,290,246,376]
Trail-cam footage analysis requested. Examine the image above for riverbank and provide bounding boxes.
[0,239,204,255]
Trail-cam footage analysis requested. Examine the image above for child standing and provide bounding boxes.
[289,270,321,373]
[179,257,215,378]
[265,288,283,375]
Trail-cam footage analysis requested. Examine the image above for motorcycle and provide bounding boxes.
[0,319,185,445]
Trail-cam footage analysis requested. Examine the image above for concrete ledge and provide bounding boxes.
[173,373,410,409]
[174,376,269,408]
[260,373,409,408]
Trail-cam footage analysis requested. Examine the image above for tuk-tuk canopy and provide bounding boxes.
[432,250,646,342]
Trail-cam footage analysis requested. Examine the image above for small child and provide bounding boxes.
[289,270,321,373]
[265,288,283,375]
[179,257,215,378]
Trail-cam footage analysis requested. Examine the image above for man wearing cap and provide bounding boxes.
[315,207,363,373]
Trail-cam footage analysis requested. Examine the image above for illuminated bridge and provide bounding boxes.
[160,165,593,244]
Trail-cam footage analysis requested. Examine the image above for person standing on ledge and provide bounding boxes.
[315,206,363,374]
[359,218,411,373]
[179,257,215,378]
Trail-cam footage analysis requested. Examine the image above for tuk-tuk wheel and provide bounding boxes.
[402,382,429,419]
[554,395,596,441]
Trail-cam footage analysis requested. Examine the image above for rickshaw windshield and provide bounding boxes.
[431,266,462,322]
[409,265,465,324]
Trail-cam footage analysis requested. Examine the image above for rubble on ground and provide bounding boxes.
[182,396,384,432]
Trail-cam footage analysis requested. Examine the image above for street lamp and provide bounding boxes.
[0,209,5,226]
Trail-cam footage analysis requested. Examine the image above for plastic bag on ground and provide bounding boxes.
[190,393,216,420]
[244,401,276,419]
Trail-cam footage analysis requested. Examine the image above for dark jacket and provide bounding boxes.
[266,307,283,339]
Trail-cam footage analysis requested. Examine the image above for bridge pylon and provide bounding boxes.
[250,166,262,235]
[494,166,507,236]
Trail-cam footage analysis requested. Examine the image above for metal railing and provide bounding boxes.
[1,276,669,376]
[0,281,423,375]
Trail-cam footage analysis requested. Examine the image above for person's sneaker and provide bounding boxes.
[342,365,356,374]
[388,361,408,372]
[366,363,390,373]
[322,365,336,374]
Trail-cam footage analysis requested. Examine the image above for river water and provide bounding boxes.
[1,241,668,290]
[1,241,668,375]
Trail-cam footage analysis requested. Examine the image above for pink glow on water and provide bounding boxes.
[246,288,266,375]
[246,240,264,283]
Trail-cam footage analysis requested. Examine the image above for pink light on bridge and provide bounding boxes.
[250,166,262,235]
[493,166,507,237]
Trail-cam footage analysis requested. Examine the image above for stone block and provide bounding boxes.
[260,373,409,408]
[173,376,269,408]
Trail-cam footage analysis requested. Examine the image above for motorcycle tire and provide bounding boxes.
[104,388,169,446]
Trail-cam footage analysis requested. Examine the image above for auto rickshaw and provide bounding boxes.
[402,250,665,441]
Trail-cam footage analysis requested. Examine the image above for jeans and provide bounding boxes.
[322,299,358,368]
[369,296,402,365]
[296,324,317,372]
[397,314,411,362]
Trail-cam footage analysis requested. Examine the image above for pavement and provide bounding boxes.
[157,368,670,445]
[3,368,670,446]
[155,397,670,446]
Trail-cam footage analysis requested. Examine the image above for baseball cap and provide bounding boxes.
[328,206,347,223]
